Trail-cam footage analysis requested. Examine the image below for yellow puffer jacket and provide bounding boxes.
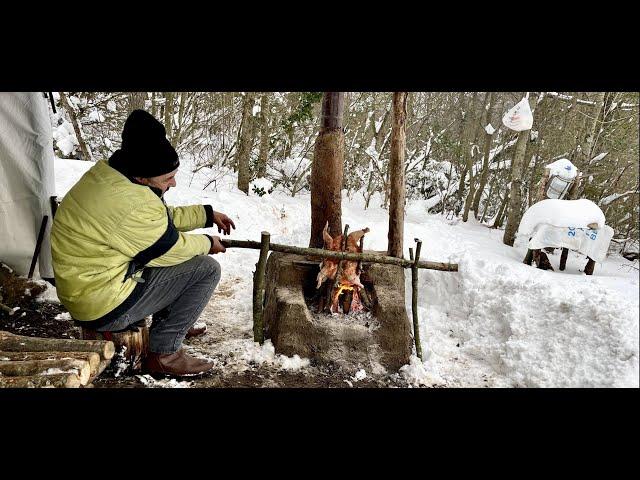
[51,160,211,321]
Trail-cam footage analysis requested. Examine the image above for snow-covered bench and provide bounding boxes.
[518,199,614,275]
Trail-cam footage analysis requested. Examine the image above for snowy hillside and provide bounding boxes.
[51,157,640,388]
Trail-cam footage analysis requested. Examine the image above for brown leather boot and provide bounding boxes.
[185,324,207,339]
[143,349,214,376]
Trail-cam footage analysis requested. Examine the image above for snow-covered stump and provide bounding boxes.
[262,252,412,371]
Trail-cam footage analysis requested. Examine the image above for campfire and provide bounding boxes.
[315,222,372,314]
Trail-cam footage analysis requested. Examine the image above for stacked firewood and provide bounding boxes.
[0,330,115,388]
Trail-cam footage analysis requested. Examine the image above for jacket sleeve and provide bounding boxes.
[166,204,214,232]
[110,201,211,268]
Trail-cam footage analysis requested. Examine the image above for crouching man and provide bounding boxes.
[51,110,235,376]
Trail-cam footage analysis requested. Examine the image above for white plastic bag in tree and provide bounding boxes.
[502,97,533,131]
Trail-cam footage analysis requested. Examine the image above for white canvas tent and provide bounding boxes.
[0,92,55,279]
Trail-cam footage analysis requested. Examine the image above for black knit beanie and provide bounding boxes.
[108,109,180,178]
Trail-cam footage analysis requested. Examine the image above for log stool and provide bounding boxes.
[78,318,149,373]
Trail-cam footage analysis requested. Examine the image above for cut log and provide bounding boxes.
[0,358,91,385]
[0,351,100,377]
[0,373,82,388]
[0,331,115,361]
[80,324,148,372]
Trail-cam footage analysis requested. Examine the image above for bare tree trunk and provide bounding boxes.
[127,92,146,113]
[471,92,496,218]
[151,92,157,117]
[236,92,257,194]
[492,189,509,229]
[172,92,187,146]
[164,92,174,146]
[464,92,490,221]
[503,126,531,246]
[575,92,608,198]
[256,94,270,178]
[309,92,345,248]
[454,93,470,213]
[387,92,408,258]
[58,92,93,161]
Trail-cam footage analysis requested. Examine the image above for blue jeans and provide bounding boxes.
[97,255,221,354]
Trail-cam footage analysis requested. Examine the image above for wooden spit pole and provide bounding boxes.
[220,239,458,272]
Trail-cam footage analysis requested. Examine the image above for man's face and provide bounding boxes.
[136,169,178,195]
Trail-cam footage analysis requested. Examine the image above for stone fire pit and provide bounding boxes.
[262,251,413,372]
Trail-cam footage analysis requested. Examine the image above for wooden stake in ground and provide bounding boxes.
[0,331,115,361]
[357,236,372,310]
[410,239,423,360]
[252,231,270,344]
[0,373,82,388]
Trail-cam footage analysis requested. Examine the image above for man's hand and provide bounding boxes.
[208,235,226,254]
[213,211,236,236]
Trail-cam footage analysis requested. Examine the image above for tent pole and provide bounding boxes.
[28,216,49,279]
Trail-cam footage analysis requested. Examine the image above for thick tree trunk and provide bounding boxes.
[58,92,93,161]
[127,92,146,113]
[309,92,345,248]
[256,94,270,178]
[236,92,257,194]
[387,92,408,258]
[503,127,531,246]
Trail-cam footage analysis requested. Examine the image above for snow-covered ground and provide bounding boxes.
[50,157,640,388]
